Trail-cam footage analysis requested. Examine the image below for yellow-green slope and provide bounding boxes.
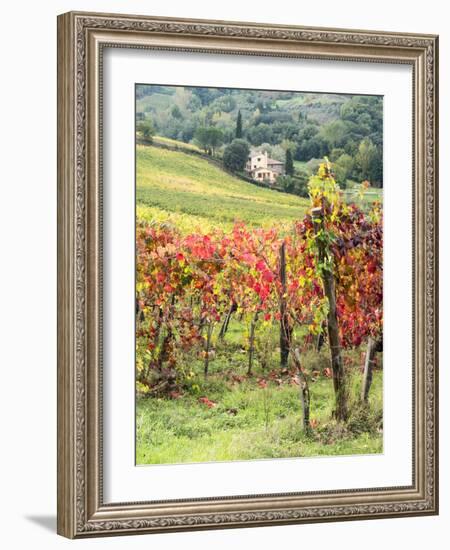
[136,145,309,232]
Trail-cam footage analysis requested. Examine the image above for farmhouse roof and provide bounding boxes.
[249,149,284,165]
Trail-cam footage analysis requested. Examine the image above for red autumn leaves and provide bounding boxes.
[198,396,217,408]
[136,201,382,379]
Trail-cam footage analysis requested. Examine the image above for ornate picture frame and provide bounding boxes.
[57,11,438,538]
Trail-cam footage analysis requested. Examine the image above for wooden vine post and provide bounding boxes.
[219,302,237,339]
[292,348,311,432]
[279,241,292,368]
[311,206,349,421]
[278,241,310,431]
[203,321,214,378]
[361,337,382,402]
[247,311,260,375]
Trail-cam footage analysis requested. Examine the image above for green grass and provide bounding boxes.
[136,145,309,231]
[136,323,383,465]
[136,356,383,464]
[342,185,383,208]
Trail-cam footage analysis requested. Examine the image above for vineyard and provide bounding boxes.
[136,148,383,464]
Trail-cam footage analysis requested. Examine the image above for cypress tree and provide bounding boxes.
[285,149,294,176]
[236,110,243,138]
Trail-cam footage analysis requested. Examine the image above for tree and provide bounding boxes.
[246,123,274,146]
[295,124,325,161]
[268,144,286,162]
[285,149,294,176]
[137,118,155,143]
[223,139,250,172]
[320,119,351,150]
[236,109,243,138]
[278,172,309,198]
[207,127,224,156]
[171,105,183,119]
[293,170,309,197]
[194,127,209,153]
[356,138,377,182]
[329,148,346,162]
[211,94,236,113]
[333,153,354,186]
[194,126,224,155]
[278,175,295,193]
[371,147,383,187]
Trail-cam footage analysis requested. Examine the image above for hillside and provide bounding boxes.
[136,145,309,232]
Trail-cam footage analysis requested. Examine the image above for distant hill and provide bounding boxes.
[137,86,350,126]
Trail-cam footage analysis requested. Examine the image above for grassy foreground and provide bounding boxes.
[136,371,382,464]
[136,325,383,465]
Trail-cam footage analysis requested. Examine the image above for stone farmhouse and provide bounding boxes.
[245,150,285,184]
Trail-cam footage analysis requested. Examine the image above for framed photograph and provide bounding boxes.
[57,11,439,538]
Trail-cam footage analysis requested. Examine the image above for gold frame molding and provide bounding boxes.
[57,11,439,538]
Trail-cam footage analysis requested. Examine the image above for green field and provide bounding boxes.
[343,185,383,200]
[136,144,309,231]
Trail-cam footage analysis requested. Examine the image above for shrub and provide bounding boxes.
[223,139,250,172]
[137,118,155,142]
